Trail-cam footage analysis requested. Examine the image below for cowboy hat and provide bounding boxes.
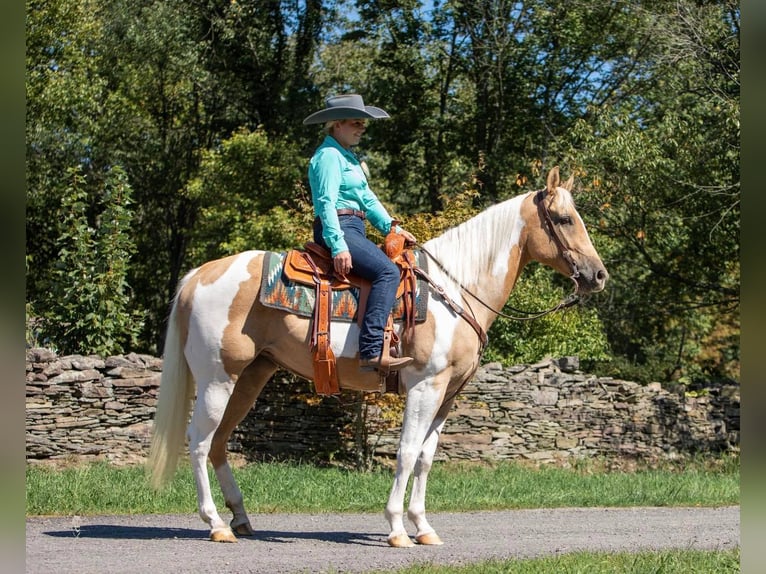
[302,94,390,125]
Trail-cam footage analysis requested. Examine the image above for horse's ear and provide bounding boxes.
[563,175,574,191]
[546,166,560,193]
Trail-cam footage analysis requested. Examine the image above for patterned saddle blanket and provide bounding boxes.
[259,250,429,323]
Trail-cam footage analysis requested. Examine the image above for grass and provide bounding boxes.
[368,548,741,573]
[26,455,739,517]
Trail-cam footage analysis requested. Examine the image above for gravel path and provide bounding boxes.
[26,506,739,573]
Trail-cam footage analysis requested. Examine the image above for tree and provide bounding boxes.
[25,0,739,385]
[559,0,739,382]
[31,167,142,355]
[189,0,324,139]
[183,127,310,264]
[27,0,108,309]
[94,0,220,352]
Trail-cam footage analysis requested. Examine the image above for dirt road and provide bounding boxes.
[26,506,739,573]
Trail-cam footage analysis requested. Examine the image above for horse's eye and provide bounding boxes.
[557,215,573,226]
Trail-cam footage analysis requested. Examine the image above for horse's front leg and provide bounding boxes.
[407,396,456,546]
[385,376,446,548]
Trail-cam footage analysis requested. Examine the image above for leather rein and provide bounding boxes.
[412,188,582,354]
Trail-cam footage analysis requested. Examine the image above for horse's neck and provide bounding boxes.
[423,195,528,327]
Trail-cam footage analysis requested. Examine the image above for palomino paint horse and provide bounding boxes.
[147,166,608,547]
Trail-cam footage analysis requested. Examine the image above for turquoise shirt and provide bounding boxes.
[308,135,394,256]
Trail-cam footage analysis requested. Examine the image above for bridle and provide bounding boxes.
[535,189,580,282]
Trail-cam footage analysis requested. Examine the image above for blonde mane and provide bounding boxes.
[554,186,576,214]
[423,192,530,287]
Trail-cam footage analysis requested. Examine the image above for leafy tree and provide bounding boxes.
[190,0,324,139]
[26,0,107,309]
[102,0,330,351]
[310,0,477,213]
[444,0,648,202]
[558,0,739,383]
[93,0,219,352]
[25,0,738,387]
[484,264,611,366]
[32,167,142,355]
[183,128,310,264]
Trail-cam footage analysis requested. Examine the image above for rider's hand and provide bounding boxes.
[334,251,352,276]
[398,228,417,246]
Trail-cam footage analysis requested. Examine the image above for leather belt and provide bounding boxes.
[335,208,366,219]
[315,209,366,225]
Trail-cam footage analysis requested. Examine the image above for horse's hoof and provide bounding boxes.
[232,521,254,536]
[387,533,415,548]
[210,528,238,543]
[416,532,444,546]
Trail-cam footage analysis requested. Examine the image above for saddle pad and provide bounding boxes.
[259,250,429,323]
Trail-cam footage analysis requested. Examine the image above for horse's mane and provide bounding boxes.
[422,192,530,287]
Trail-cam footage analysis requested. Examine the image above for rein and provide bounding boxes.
[412,265,489,353]
[416,244,579,324]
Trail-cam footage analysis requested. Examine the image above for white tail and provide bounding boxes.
[146,293,195,489]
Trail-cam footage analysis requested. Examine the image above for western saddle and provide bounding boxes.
[281,226,418,396]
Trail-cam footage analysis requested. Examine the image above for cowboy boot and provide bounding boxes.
[359,354,414,372]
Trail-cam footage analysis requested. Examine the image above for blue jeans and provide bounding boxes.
[314,215,400,360]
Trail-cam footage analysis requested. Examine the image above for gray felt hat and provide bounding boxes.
[302,94,390,125]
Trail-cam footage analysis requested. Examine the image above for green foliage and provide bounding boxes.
[32,167,143,355]
[483,265,611,366]
[183,128,311,264]
[554,1,739,383]
[26,0,108,307]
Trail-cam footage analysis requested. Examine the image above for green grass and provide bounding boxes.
[368,548,740,573]
[26,455,739,517]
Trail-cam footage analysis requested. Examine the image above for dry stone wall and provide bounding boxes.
[372,360,739,464]
[25,349,739,465]
[26,348,161,464]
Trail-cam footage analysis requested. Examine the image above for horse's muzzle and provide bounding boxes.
[576,263,608,294]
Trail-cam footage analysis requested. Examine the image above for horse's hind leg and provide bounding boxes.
[187,377,238,542]
[209,355,278,538]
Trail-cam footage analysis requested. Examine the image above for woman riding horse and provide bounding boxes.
[304,94,417,372]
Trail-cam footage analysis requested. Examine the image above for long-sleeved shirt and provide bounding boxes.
[308,135,394,256]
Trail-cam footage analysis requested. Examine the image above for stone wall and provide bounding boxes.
[25,349,739,465]
[26,348,161,464]
[378,360,740,464]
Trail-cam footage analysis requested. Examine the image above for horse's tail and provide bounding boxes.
[146,285,195,489]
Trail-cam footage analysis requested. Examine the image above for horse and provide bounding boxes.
[147,166,608,547]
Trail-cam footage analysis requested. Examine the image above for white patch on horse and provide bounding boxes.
[330,321,359,358]
[186,251,262,382]
[426,300,460,374]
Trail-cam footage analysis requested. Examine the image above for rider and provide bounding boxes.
[303,94,416,372]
